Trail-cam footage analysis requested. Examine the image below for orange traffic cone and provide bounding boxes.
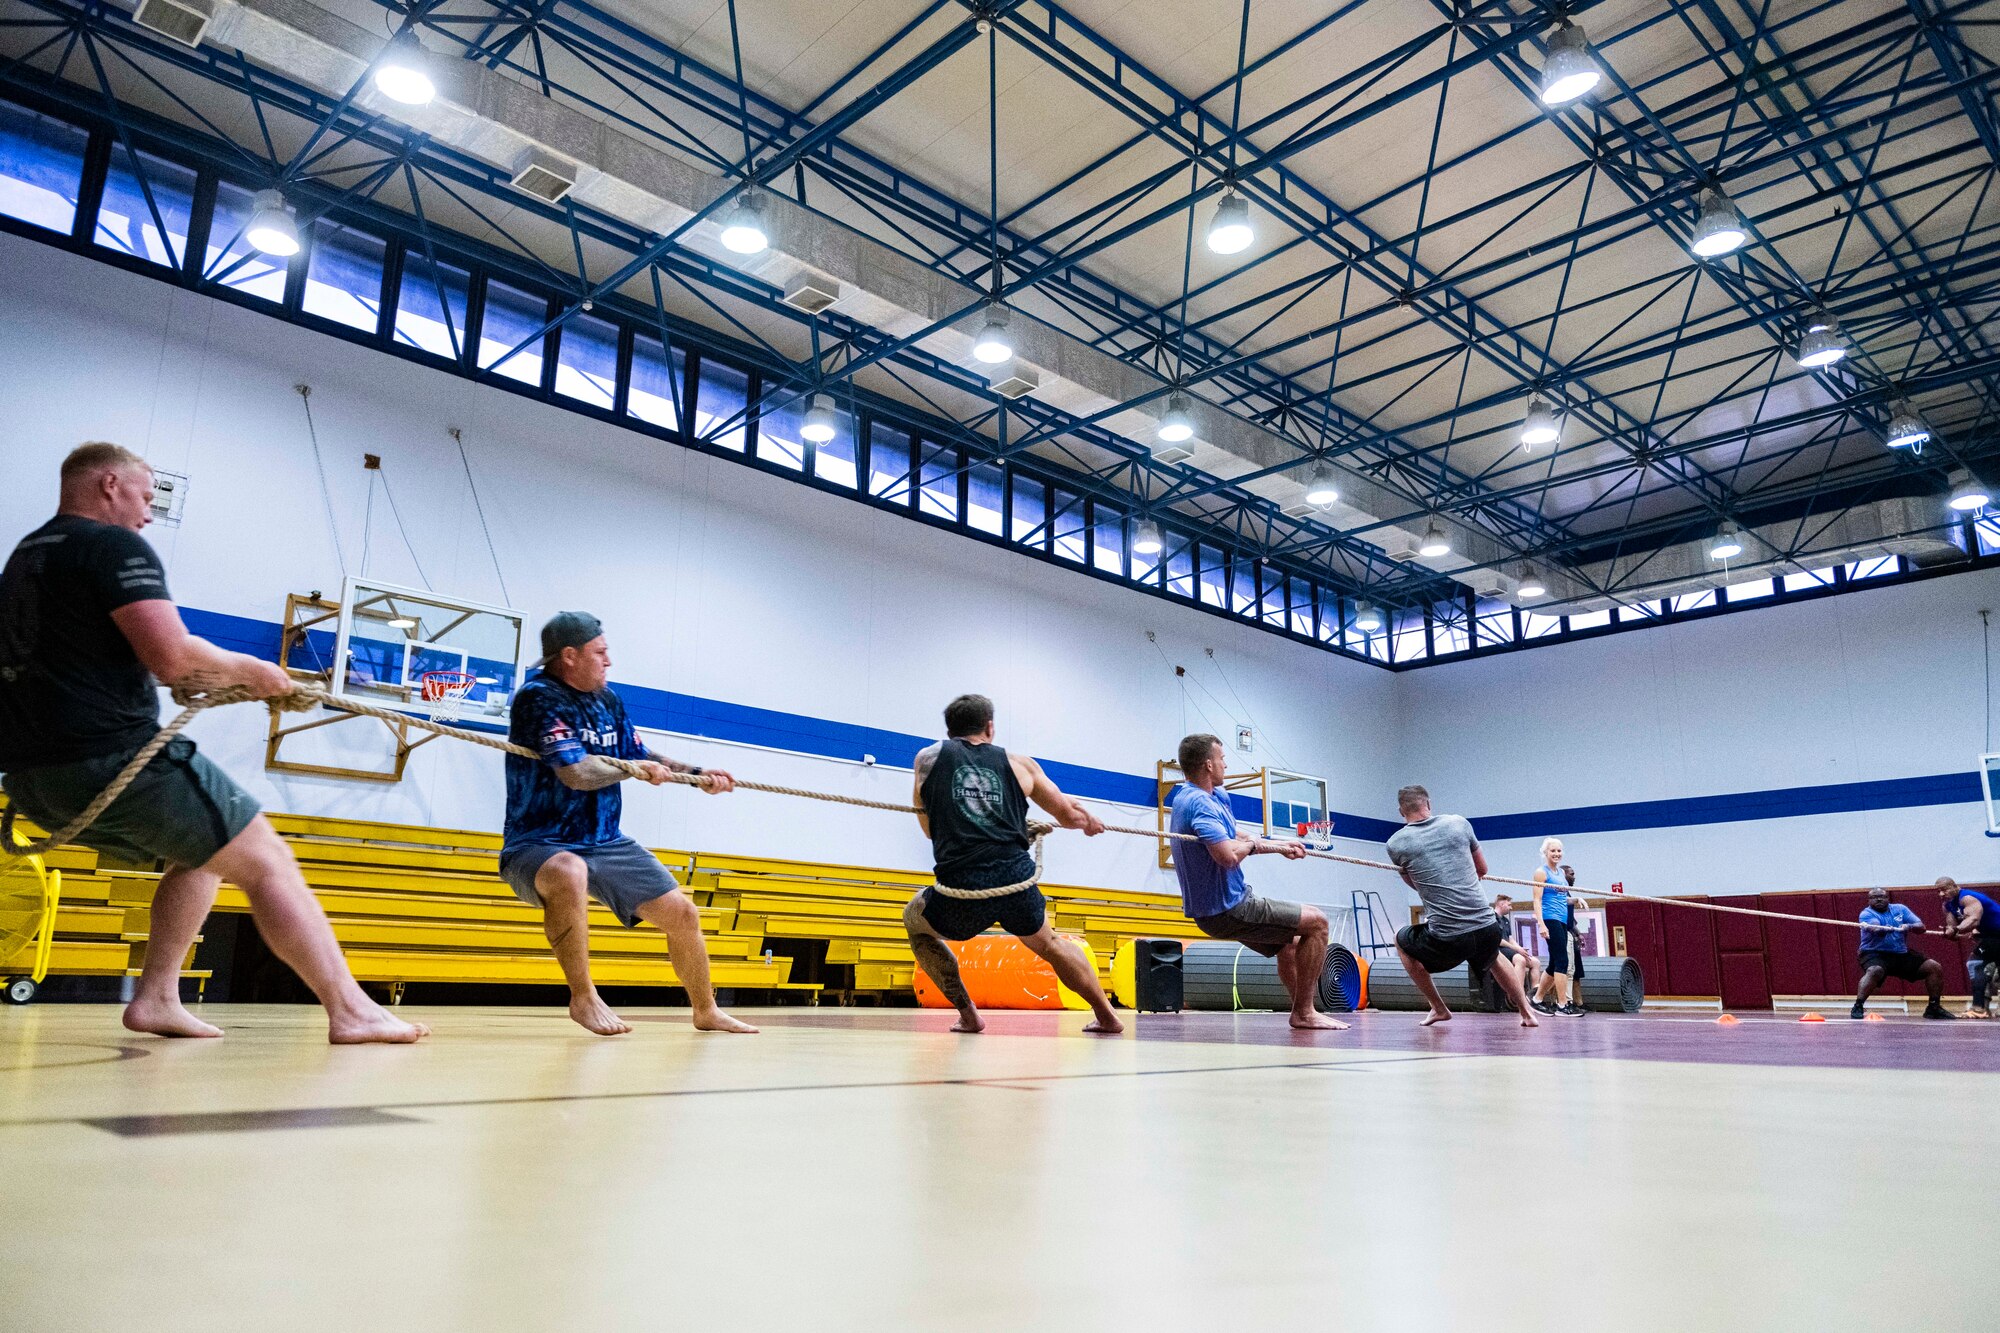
[1799,1012,1826,1023]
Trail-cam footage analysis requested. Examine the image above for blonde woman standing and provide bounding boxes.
[1532,837,1581,1016]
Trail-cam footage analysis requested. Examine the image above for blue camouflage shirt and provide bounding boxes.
[502,671,649,855]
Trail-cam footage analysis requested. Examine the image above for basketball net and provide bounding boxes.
[419,670,476,723]
[1298,818,1335,851]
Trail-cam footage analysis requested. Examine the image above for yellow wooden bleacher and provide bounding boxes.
[688,849,1198,998]
[9,807,1199,1005]
[0,820,207,996]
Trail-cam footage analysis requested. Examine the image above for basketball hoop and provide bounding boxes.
[1297,818,1335,851]
[419,670,477,723]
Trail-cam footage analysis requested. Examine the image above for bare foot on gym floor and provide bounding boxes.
[569,994,633,1035]
[329,1006,430,1044]
[1083,1014,1125,1034]
[123,997,224,1039]
[1420,1008,1453,1027]
[693,1009,759,1034]
[1291,1012,1349,1031]
[1518,1012,1540,1028]
[950,1009,985,1034]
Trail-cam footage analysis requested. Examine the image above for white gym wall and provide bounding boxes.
[0,232,1397,907]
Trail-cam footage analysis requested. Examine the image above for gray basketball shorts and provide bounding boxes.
[498,836,680,927]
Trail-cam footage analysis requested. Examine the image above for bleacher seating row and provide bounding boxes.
[3,807,1201,1005]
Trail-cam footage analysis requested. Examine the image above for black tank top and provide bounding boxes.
[920,737,1033,884]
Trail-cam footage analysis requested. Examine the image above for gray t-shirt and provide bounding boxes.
[1386,814,1491,936]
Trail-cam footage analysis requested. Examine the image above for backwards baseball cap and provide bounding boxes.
[534,611,603,668]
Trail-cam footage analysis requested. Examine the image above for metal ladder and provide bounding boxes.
[1349,888,1394,957]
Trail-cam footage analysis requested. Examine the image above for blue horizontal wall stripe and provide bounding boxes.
[181,607,1979,842]
[1474,771,1984,841]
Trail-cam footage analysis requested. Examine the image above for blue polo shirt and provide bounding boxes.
[1169,783,1249,919]
[1858,903,1920,954]
[502,672,649,855]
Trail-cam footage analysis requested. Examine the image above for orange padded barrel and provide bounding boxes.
[913,934,1097,1010]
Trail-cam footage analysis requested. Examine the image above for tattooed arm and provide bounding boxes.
[642,747,735,793]
[911,742,941,838]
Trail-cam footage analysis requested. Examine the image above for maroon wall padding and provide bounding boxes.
[1718,951,1774,1009]
[1824,888,1864,992]
[1606,899,1666,986]
[1762,905,1826,997]
[1710,895,1765,951]
[1661,902,1721,997]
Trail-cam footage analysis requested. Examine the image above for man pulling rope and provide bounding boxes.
[0,444,425,1044]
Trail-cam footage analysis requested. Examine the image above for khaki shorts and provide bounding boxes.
[1193,894,1305,958]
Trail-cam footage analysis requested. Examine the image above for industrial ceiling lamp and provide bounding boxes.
[1794,311,1847,369]
[373,29,437,106]
[1157,392,1196,443]
[1948,469,1992,514]
[1689,189,1747,258]
[1207,190,1253,256]
[1515,566,1548,600]
[1418,518,1452,559]
[971,303,1016,364]
[1708,520,1744,562]
[1538,23,1602,106]
[1884,400,1931,453]
[1133,518,1164,555]
[800,393,838,443]
[245,189,300,257]
[1353,601,1384,634]
[1520,394,1561,448]
[718,191,770,255]
[1303,465,1339,508]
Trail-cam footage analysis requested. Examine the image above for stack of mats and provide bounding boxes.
[1179,940,1366,1012]
[1365,953,1647,1012]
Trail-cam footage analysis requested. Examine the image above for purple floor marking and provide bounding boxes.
[762,1009,2000,1073]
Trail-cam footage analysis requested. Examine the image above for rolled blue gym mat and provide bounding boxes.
[1316,943,1363,1013]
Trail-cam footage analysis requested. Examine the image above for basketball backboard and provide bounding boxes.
[328,578,523,724]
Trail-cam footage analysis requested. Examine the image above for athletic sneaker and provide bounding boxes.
[1530,999,1558,1016]
[1923,1003,1956,1020]
[1850,1002,1866,1020]
[1562,1003,1585,1016]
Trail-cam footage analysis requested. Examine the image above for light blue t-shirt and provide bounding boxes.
[1859,903,1921,954]
[1169,783,1248,919]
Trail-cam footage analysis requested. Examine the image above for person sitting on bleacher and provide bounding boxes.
[0,442,425,1043]
[499,612,755,1035]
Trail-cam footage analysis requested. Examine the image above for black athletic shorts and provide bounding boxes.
[1973,934,2000,965]
[1859,949,1929,983]
[920,884,1046,940]
[1398,920,1506,975]
[3,736,260,868]
[1194,893,1306,958]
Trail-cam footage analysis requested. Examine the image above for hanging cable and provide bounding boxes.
[1205,648,1296,772]
[449,427,512,605]
[359,466,376,579]
[373,462,432,591]
[294,384,347,577]
[1984,607,1993,753]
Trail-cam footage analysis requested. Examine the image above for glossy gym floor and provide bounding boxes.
[2,1004,1988,1332]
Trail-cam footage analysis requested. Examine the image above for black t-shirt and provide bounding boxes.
[0,515,170,770]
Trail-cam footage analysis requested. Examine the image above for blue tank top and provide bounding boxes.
[1536,868,1570,921]
[1955,889,2000,933]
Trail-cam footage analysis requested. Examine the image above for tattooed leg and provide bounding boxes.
[535,853,629,1035]
[904,894,981,1033]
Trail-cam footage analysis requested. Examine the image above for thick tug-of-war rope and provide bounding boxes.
[0,683,1906,929]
